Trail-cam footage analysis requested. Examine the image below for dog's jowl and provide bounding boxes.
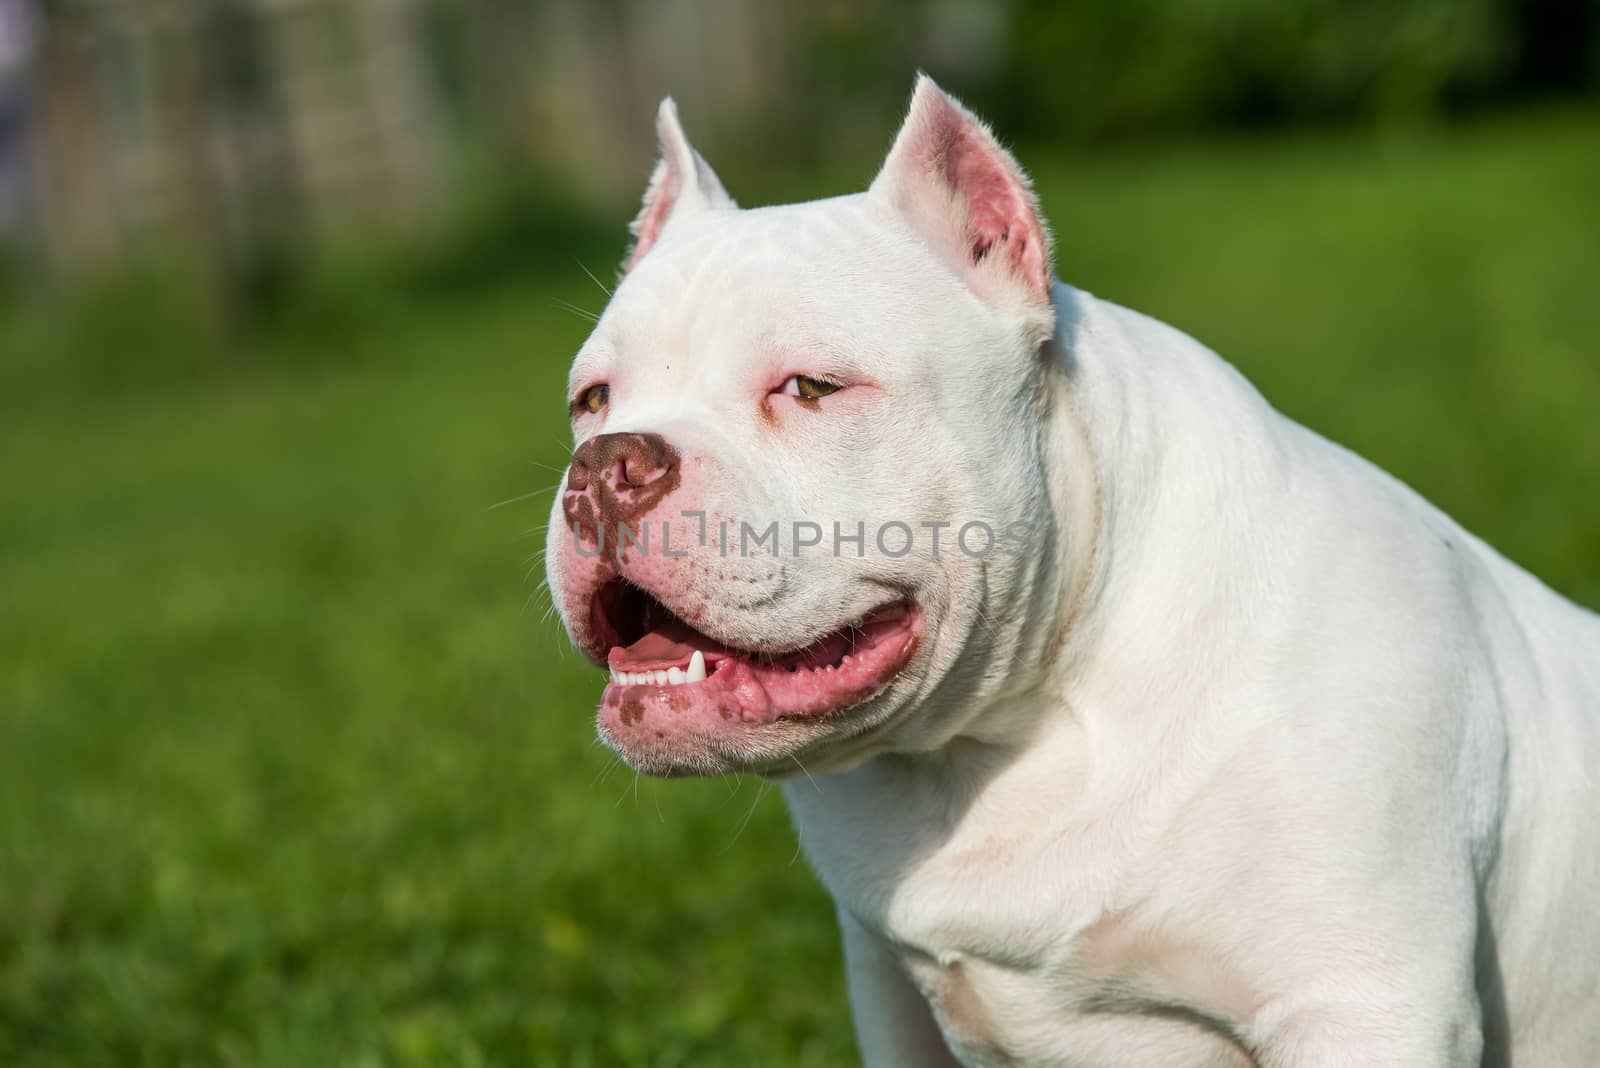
[544,76,1600,1067]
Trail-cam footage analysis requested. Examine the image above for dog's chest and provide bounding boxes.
[790,773,1259,1066]
[879,862,1258,1067]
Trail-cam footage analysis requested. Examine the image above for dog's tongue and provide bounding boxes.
[609,619,726,671]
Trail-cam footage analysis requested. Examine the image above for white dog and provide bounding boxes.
[545,76,1599,1066]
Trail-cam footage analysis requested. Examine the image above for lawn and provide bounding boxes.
[2,111,1598,1066]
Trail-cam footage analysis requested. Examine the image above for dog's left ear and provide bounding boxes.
[625,98,736,271]
[870,75,1053,321]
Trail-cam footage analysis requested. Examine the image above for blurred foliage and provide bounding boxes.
[0,168,620,400]
[5,0,1596,337]
[989,0,1512,138]
[770,0,1597,150]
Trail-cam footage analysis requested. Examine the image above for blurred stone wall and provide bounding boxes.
[8,0,834,286]
[6,0,1017,287]
[20,0,446,279]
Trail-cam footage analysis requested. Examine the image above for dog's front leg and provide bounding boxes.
[1256,997,1485,1068]
[838,908,963,1067]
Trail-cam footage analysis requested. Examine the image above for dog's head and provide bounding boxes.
[546,76,1070,777]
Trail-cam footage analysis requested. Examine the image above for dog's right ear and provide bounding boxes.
[624,99,736,271]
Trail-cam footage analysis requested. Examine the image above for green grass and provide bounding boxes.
[2,110,1598,1066]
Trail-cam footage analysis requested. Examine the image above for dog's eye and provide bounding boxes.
[781,375,842,401]
[575,383,609,414]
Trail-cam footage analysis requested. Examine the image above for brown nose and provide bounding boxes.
[566,432,679,495]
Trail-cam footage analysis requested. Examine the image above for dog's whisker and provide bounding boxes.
[550,297,600,323]
[590,753,621,788]
[789,752,821,793]
[614,771,638,808]
[576,259,614,298]
[715,774,744,808]
[723,782,770,851]
[488,481,560,511]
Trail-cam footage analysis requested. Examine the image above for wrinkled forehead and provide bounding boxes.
[625,195,880,310]
[571,196,966,382]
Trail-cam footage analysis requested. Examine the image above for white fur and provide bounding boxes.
[547,78,1600,1065]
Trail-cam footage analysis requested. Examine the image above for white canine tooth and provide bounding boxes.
[609,668,619,685]
[667,667,685,685]
[687,650,707,683]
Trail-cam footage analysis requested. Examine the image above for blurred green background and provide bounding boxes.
[1,1,1598,1064]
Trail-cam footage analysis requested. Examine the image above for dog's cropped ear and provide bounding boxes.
[625,98,736,271]
[870,75,1053,320]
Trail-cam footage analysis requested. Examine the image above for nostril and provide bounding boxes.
[619,457,647,488]
[572,432,679,493]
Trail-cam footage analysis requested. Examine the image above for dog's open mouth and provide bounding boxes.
[589,579,920,724]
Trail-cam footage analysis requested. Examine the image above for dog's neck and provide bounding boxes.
[980,284,1296,753]
[785,285,1307,908]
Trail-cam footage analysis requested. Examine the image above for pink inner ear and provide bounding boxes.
[942,123,1049,300]
[626,162,679,270]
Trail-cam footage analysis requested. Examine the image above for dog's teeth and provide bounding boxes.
[609,668,619,685]
[655,670,669,685]
[667,667,684,685]
[687,650,707,683]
